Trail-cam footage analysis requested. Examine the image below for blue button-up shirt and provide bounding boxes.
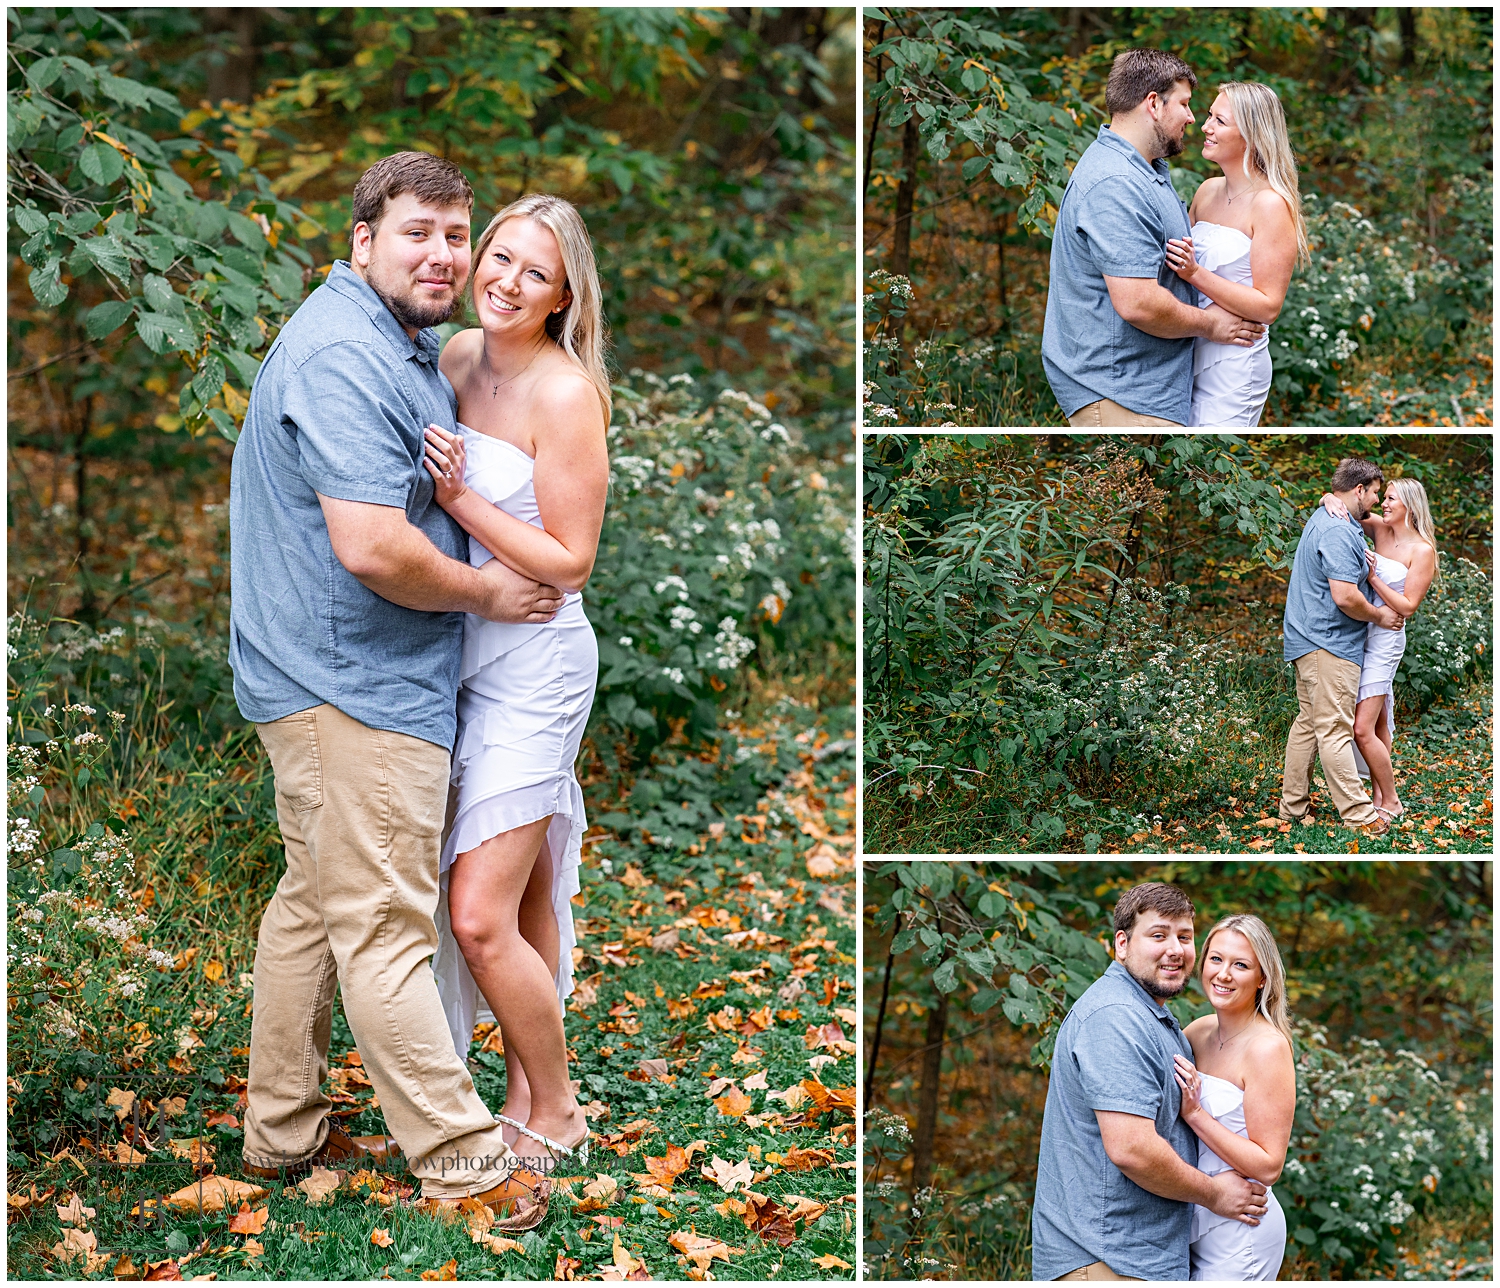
[1042,124,1196,424]
[229,261,467,748]
[1282,506,1377,665]
[1032,960,1198,1281]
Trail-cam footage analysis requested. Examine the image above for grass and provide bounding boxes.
[865,677,1493,856]
[6,609,856,1280]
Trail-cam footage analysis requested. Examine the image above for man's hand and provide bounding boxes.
[1373,603,1406,631]
[1206,1171,1268,1226]
[478,557,563,624]
[1201,303,1266,348]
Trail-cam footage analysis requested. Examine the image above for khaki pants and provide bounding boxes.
[1281,650,1379,827]
[243,704,516,1198]
[1057,1262,1140,1281]
[1067,397,1181,427]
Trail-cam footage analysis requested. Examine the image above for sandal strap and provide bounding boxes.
[511,1120,588,1158]
[494,1113,528,1132]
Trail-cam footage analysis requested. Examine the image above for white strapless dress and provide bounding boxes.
[431,425,597,1058]
[1188,222,1273,428]
[1353,552,1408,779]
[1189,1072,1287,1281]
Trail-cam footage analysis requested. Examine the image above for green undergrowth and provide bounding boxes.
[866,679,1492,856]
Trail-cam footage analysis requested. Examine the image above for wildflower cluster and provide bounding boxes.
[1278,1020,1491,1275]
[1397,556,1491,708]
[591,371,851,746]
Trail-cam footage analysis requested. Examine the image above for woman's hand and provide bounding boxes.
[1366,547,1379,578]
[1164,237,1200,282]
[1174,1053,1209,1124]
[424,425,469,510]
[1321,492,1351,522]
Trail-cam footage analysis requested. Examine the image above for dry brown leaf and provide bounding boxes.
[668,1229,742,1270]
[741,1069,769,1091]
[713,1086,752,1119]
[167,1138,215,1168]
[227,1203,269,1235]
[700,1156,754,1193]
[418,1259,458,1281]
[783,1194,829,1222]
[296,1167,343,1206]
[779,1146,836,1171]
[554,1252,583,1280]
[370,1228,394,1248]
[107,1087,137,1120]
[163,1177,268,1214]
[51,1226,109,1274]
[574,1174,620,1212]
[145,1258,186,1279]
[115,1141,152,1165]
[637,1058,670,1081]
[649,927,680,953]
[473,1231,526,1254]
[55,1193,95,1227]
[813,1253,853,1269]
[704,1076,736,1099]
[741,1194,797,1247]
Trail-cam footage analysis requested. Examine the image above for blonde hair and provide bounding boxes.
[1200,913,1293,1046]
[1390,477,1441,583]
[473,194,612,421]
[1218,82,1310,268]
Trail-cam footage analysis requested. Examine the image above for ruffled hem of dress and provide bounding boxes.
[1357,680,1393,704]
[459,618,545,686]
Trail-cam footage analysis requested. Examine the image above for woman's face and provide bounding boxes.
[471,217,571,340]
[1201,929,1264,1016]
[1200,94,1246,168]
[1379,484,1408,526]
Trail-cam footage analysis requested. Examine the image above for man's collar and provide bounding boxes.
[325,260,441,364]
[1097,124,1172,183]
[1106,958,1179,1022]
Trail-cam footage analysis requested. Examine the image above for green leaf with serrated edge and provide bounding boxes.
[85,298,135,338]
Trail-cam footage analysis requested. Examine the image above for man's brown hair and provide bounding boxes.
[1105,49,1198,117]
[1113,882,1195,939]
[1330,457,1384,493]
[350,151,474,236]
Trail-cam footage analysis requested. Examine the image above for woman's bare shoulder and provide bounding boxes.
[1246,1021,1294,1067]
[1183,1013,1216,1048]
[439,327,484,381]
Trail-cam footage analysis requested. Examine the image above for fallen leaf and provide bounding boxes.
[1246,836,1275,851]
[115,1141,152,1165]
[700,1156,754,1193]
[602,1233,649,1280]
[285,1165,342,1206]
[370,1228,395,1248]
[145,1259,185,1279]
[473,1231,525,1254]
[650,927,680,953]
[668,1229,742,1271]
[203,1109,239,1130]
[813,1253,853,1269]
[637,1058,671,1081]
[741,1069,768,1091]
[51,1226,109,1274]
[107,1087,137,1120]
[779,1146,835,1171]
[574,1174,620,1213]
[226,1203,269,1235]
[419,1258,458,1281]
[704,1076,736,1099]
[643,1144,693,1188]
[241,1238,265,1260]
[714,1087,752,1119]
[203,960,225,983]
[163,1177,268,1214]
[56,1193,95,1227]
[771,1083,809,1111]
[741,1194,797,1247]
[783,1194,828,1222]
[554,1252,583,1280]
[592,1215,626,1229]
[801,1080,856,1118]
[168,1137,215,1169]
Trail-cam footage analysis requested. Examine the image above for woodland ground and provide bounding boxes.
[5,738,857,1281]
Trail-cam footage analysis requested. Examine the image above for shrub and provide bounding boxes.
[592,371,852,756]
[1279,1020,1492,1278]
[1398,556,1492,709]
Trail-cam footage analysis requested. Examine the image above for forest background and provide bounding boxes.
[862,7,1493,427]
[8,7,858,1280]
[864,432,1493,855]
[862,860,1493,1282]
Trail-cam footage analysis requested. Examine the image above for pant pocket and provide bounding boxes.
[262,710,324,812]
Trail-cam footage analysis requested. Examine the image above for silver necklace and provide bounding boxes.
[480,341,544,400]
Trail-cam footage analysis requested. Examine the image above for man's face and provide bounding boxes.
[351,192,472,335]
[1115,912,1196,1000]
[1351,479,1383,519]
[1149,81,1196,159]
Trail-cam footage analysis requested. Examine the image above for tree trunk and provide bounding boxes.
[204,9,258,105]
[890,115,919,280]
[908,976,949,1198]
[1398,8,1417,67]
[865,915,901,1114]
[864,20,886,197]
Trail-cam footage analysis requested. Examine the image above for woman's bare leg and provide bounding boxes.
[449,818,584,1166]
[1354,695,1398,815]
[1374,698,1401,812]
[496,839,561,1134]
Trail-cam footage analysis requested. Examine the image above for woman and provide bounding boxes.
[421,193,611,1168]
[1173,914,1295,1281]
[1321,479,1440,818]
[1163,82,1309,427]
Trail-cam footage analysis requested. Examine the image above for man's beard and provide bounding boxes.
[1152,120,1185,160]
[366,261,461,331]
[1126,960,1187,1000]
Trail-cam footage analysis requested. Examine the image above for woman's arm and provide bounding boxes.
[1321,493,1383,538]
[1367,543,1437,616]
[424,379,607,593]
[1164,190,1297,325]
[1174,1037,1295,1185]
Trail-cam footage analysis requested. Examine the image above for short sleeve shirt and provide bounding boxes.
[1282,507,1376,665]
[228,261,468,748]
[1042,125,1196,424]
[1031,961,1198,1281]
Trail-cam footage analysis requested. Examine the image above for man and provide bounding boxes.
[1042,49,1265,427]
[1280,457,1403,835]
[229,151,561,1211]
[1032,883,1267,1281]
